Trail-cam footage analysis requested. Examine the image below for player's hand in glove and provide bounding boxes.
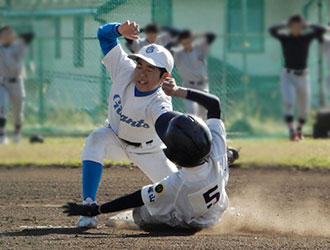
[118,20,140,40]
[62,202,101,217]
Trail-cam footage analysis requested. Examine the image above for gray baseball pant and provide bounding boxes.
[280,70,310,121]
[182,81,209,120]
[0,78,25,126]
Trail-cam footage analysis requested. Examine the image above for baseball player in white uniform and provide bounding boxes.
[171,30,216,120]
[0,25,33,144]
[77,20,178,228]
[125,23,173,54]
[64,80,229,230]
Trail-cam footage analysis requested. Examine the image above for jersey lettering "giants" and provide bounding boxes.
[113,94,150,128]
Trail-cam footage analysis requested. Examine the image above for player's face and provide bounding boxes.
[289,22,303,36]
[181,38,193,51]
[134,59,166,92]
[145,32,158,43]
[0,30,16,46]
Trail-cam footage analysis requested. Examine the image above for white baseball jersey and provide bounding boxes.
[0,39,26,78]
[172,39,210,82]
[102,44,172,148]
[128,33,171,53]
[138,119,229,228]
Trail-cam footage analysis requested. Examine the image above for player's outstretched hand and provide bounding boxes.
[62,202,100,217]
[118,20,140,40]
[162,77,187,98]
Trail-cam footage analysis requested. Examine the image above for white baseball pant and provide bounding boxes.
[81,126,178,182]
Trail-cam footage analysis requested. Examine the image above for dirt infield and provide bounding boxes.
[0,166,329,249]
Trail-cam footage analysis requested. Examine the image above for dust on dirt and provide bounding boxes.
[0,166,329,249]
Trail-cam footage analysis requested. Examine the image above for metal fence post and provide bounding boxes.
[37,38,45,124]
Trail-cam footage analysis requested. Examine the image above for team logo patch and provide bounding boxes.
[146,45,155,53]
[155,183,165,194]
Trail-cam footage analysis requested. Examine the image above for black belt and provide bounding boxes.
[286,69,307,76]
[189,81,205,85]
[0,77,18,83]
[121,138,153,147]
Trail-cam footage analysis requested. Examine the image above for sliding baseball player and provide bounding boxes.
[64,80,229,230]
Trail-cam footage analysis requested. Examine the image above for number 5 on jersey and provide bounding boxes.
[188,181,221,217]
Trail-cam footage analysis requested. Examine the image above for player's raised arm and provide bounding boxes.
[161,78,221,119]
[98,20,139,56]
[269,23,287,39]
[306,23,327,41]
[98,20,140,84]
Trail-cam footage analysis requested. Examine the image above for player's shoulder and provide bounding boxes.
[146,88,172,113]
[154,88,172,104]
[102,44,124,62]
[206,119,226,138]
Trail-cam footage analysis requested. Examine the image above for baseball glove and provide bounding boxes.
[62,202,100,217]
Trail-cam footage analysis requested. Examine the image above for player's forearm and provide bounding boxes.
[186,89,221,119]
[19,32,35,45]
[269,24,286,37]
[308,24,327,35]
[170,86,221,119]
[205,32,216,45]
[99,190,144,214]
[97,22,122,56]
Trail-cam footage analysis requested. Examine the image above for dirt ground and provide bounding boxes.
[0,166,329,250]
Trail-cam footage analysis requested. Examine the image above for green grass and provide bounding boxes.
[0,137,329,169]
[0,137,128,166]
[229,138,330,169]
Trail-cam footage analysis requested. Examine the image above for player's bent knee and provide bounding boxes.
[86,129,107,145]
[81,128,110,163]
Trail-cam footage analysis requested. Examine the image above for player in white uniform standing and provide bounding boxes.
[64,80,229,230]
[77,20,178,228]
[125,23,173,53]
[0,25,33,144]
[171,30,216,119]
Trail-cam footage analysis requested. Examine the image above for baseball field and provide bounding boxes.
[0,138,329,249]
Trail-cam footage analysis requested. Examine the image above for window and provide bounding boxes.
[227,0,264,52]
[54,18,61,59]
[73,16,84,67]
[152,0,172,26]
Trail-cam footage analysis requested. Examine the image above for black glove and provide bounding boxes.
[62,202,100,217]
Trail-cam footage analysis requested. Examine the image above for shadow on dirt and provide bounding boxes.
[125,225,200,237]
[0,227,111,237]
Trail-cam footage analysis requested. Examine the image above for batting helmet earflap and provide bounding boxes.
[156,112,212,168]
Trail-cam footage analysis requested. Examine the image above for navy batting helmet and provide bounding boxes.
[156,112,212,167]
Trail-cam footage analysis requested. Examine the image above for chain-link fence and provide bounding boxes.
[1,0,329,137]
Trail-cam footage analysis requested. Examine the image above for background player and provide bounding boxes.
[269,14,326,141]
[77,20,178,228]
[64,80,229,230]
[0,25,34,144]
[125,23,174,53]
[171,30,216,119]
[321,24,330,94]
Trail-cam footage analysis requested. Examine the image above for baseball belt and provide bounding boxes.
[120,138,153,147]
[188,80,206,86]
[286,68,308,76]
[0,76,18,83]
